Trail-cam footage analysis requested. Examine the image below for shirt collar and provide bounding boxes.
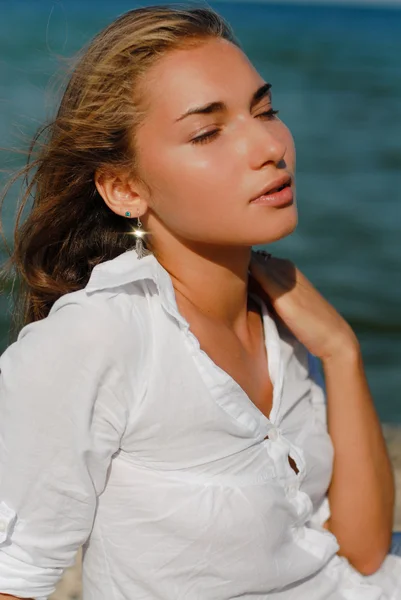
[85,248,284,412]
[85,248,190,330]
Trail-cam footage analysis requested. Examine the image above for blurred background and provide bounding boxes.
[0,0,400,430]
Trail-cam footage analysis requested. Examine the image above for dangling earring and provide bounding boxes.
[133,210,151,259]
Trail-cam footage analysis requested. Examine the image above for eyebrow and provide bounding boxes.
[174,82,272,123]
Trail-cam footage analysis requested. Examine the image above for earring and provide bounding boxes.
[125,211,131,217]
[133,210,151,259]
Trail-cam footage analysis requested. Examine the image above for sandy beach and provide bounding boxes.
[48,425,401,600]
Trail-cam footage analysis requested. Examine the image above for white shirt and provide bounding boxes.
[0,248,400,600]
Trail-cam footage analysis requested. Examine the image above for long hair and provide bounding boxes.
[0,3,239,342]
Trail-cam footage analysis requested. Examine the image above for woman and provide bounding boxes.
[0,5,400,599]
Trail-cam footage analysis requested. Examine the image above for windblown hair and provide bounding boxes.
[0,3,239,342]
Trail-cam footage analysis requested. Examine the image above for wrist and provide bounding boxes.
[321,334,361,368]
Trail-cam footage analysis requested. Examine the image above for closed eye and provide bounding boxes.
[190,108,280,145]
[259,108,280,119]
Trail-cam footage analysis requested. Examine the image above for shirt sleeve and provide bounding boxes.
[0,297,129,600]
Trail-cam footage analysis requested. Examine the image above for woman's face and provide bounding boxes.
[134,36,297,251]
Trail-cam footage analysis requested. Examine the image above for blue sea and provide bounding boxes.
[0,1,400,422]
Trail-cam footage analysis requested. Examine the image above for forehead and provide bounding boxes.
[140,37,260,120]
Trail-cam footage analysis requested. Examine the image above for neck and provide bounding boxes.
[154,238,253,329]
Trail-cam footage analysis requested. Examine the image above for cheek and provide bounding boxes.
[144,144,232,217]
[146,153,242,243]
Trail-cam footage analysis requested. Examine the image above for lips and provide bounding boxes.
[268,182,289,194]
[251,174,292,201]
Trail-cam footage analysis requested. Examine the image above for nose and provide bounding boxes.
[246,117,287,169]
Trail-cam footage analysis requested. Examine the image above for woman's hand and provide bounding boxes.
[249,251,359,362]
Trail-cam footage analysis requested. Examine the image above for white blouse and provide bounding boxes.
[0,248,400,600]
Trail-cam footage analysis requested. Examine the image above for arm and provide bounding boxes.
[0,299,130,599]
[322,345,395,574]
[249,253,395,575]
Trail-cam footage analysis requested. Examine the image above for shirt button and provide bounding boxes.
[268,427,279,442]
[0,520,7,533]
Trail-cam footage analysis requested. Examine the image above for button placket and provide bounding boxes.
[286,482,299,500]
[267,426,279,442]
[264,429,310,516]
[294,526,306,540]
[288,444,306,478]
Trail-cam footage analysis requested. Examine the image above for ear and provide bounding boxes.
[94,169,148,218]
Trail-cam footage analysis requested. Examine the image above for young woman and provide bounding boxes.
[0,5,400,600]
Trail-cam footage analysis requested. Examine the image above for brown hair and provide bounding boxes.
[0,3,239,342]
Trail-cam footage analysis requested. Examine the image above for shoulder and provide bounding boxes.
[274,315,308,365]
[1,286,147,377]
[22,289,126,350]
[273,314,320,382]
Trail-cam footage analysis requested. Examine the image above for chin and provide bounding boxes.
[252,207,298,246]
[283,212,298,237]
